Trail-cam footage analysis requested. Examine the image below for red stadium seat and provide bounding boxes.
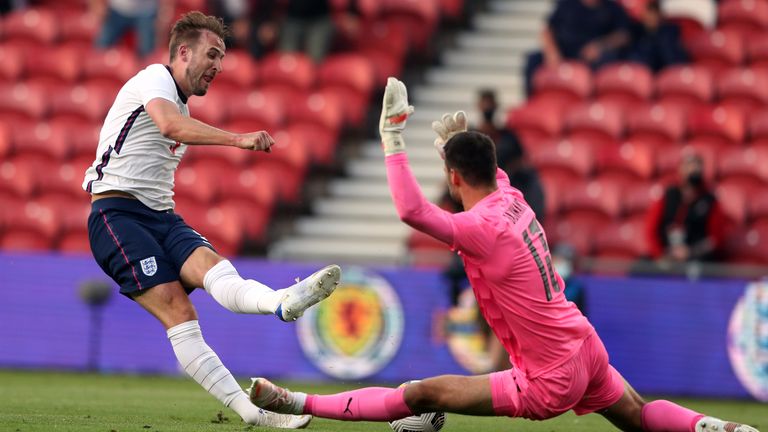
[49,82,113,124]
[716,145,768,185]
[594,141,655,184]
[725,223,768,264]
[594,62,654,113]
[225,87,287,131]
[667,16,707,45]
[545,212,600,257]
[0,230,54,251]
[528,138,594,183]
[173,200,243,257]
[254,128,310,203]
[715,180,750,225]
[259,53,316,99]
[0,82,48,124]
[717,0,768,41]
[0,44,25,81]
[381,0,439,53]
[35,161,87,200]
[593,217,649,259]
[748,107,768,146]
[286,122,340,167]
[10,121,70,161]
[655,65,714,114]
[0,122,10,159]
[564,101,624,149]
[746,30,768,70]
[318,53,375,127]
[174,164,219,205]
[216,49,259,90]
[621,180,664,217]
[625,103,687,147]
[559,179,622,221]
[57,227,91,253]
[687,104,746,147]
[287,91,344,135]
[187,86,230,126]
[216,165,277,211]
[716,67,768,114]
[2,8,59,47]
[506,101,564,147]
[747,190,768,221]
[531,62,593,107]
[358,48,405,88]
[685,30,745,77]
[0,159,35,198]
[82,47,140,89]
[24,44,81,84]
[47,118,101,159]
[57,9,99,45]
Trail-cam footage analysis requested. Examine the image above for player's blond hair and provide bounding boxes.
[168,11,230,61]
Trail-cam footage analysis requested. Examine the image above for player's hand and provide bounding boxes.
[431,111,468,159]
[234,131,274,153]
[379,77,414,156]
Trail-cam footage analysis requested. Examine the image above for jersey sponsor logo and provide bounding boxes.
[727,280,768,401]
[297,267,404,379]
[140,256,158,277]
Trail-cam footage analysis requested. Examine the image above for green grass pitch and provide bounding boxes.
[1,369,765,432]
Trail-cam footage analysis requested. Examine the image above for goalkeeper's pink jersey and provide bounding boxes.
[386,153,593,378]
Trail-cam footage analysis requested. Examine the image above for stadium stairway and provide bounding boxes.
[269,0,554,265]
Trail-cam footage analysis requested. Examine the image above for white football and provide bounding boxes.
[388,380,446,432]
[389,411,446,432]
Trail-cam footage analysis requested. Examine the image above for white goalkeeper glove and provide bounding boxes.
[379,77,415,156]
[431,111,468,159]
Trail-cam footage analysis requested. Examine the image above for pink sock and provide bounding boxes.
[641,400,704,432]
[304,386,413,421]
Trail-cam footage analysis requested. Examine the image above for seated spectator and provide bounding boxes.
[208,0,278,59]
[645,152,726,263]
[628,0,689,72]
[476,90,546,221]
[524,0,633,96]
[92,0,173,58]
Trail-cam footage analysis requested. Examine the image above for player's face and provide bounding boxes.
[185,30,225,96]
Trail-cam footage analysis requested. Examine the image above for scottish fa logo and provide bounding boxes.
[140,257,157,276]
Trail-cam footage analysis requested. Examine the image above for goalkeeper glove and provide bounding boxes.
[379,77,415,156]
[431,111,468,160]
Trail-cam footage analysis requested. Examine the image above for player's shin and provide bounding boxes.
[166,320,264,422]
[641,400,704,432]
[203,260,282,314]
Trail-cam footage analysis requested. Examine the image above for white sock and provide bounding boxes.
[203,260,284,314]
[167,320,264,423]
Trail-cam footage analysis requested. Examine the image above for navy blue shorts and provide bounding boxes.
[88,197,215,297]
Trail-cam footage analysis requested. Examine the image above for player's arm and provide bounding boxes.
[145,97,274,151]
[380,78,456,244]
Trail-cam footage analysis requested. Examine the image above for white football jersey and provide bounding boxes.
[83,64,189,211]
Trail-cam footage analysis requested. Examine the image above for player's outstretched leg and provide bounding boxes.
[602,381,759,432]
[203,260,340,321]
[274,264,341,322]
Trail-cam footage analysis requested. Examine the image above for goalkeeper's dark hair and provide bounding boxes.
[443,131,497,187]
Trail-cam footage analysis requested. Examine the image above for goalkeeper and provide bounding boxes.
[249,78,758,432]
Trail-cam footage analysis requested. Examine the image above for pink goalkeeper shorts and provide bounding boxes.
[490,332,625,420]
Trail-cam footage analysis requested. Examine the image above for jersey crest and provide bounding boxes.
[140,256,158,276]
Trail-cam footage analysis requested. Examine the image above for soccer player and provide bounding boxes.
[248,78,759,432]
[83,11,341,429]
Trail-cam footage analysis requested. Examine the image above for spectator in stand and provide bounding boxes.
[645,152,726,263]
[0,0,25,15]
[524,0,633,96]
[207,0,278,59]
[628,0,689,72]
[92,0,173,58]
[475,90,546,221]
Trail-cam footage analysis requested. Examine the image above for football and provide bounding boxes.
[389,411,446,432]
[388,381,446,432]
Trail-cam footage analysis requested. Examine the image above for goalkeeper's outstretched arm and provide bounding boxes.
[379,77,456,245]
